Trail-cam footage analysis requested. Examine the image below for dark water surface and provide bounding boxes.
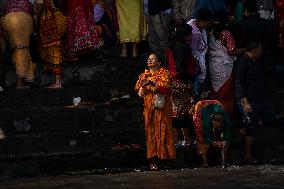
[1,165,284,189]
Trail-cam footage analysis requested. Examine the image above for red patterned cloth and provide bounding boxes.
[5,0,33,16]
[212,74,235,115]
[65,0,100,54]
[219,30,236,56]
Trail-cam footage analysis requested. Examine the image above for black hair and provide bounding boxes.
[175,23,193,39]
[212,13,229,39]
[246,40,262,52]
[211,112,224,123]
[196,8,213,22]
[148,52,163,63]
[244,0,258,14]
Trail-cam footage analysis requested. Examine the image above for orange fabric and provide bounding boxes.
[1,12,34,81]
[39,0,67,74]
[135,67,176,160]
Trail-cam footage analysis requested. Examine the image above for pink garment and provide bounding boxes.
[5,0,33,16]
[65,0,100,54]
[219,30,236,56]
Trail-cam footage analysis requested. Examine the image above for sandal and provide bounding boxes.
[181,141,191,147]
[149,164,159,171]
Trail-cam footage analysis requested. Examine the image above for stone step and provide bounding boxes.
[0,85,137,109]
[0,99,143,134]
[0,56,146,89]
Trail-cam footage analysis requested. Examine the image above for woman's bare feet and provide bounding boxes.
[149,159,159,171]
[16,78,30,90]
[46,82,62,89]
[46,75,62,89]
[132,43,138,58]
[149,163,159,171]
[119,43,127,57]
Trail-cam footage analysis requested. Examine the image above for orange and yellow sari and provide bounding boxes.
[135,67,176,160]
[39,0,66,74]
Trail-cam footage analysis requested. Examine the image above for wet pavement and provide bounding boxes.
[1,165,284,189]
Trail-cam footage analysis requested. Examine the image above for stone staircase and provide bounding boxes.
[0,52,283,176]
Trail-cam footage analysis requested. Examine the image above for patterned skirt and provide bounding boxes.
[39,10,67,74]
[65,5,100,54]
[171,78,194,118]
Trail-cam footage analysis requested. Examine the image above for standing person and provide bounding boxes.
[208,19,240,116]
[257,0,274,19]
[193,100,231,167]
[235,41,277,163]
[169,23,196,146]
[238,0,273,55]
[37,0,67,89]
[172,0,197,24]
[187,8,212,98]
[1,0,35,89]
[135,53,176,170]
[147,0,172,56]
[92,0,117,47]
[116,0,145,57]
[64,0,100,61]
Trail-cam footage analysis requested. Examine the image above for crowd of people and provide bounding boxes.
[135,0,284,170]
[0,0,284,170]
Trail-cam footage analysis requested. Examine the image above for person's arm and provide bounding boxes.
[234,57,253,112]
[190,31,202,60]
[153,69,171,95]
[234,57,246,99]
[219,30,236,56]
[135,73,145,97]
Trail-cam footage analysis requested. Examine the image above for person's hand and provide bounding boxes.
[213,141,223,148]
[243,102,253,113]
[241,98,253,113]
[213,141,227,148]
[221,141,227,149]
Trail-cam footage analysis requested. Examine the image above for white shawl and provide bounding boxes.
[208,34,235,92]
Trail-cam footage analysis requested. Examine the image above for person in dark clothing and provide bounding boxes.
[235,41,277,163]
[147,0,172,56]
[239,0,273,50]
[168,22,196,146]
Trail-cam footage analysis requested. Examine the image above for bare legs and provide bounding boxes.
[173,128,193,146]
[244,136,253,161]
[182,128,193,145]
[47,74,62,89]
[119,42,138,58]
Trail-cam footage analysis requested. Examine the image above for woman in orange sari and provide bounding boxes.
[135,53,176,170]
[37,0,67,88]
